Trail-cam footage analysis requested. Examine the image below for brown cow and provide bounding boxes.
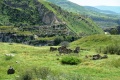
[58,46,67,54]
[58,46,72,54]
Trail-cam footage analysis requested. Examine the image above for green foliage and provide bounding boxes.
[0,0,104,48]
[17,67,51,80]
[61,56,81,65]
[36,67,52,79]
[60,41,69,47]
[54,36,64,45]
[103,44,120,55]
[17,70,33,80]
[17,66,91,80]
[49,3,104,35]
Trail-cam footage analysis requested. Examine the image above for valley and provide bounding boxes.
[0,0,120,80]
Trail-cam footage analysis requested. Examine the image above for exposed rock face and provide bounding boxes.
[34,0,61,25]
[42,12,59,25]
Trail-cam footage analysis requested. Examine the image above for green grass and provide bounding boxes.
[71,34,120,48]
[0,35,120,80]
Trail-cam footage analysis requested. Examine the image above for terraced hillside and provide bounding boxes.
[0,0,103,34]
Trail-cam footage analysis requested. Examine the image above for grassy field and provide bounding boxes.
[0,35,120,80]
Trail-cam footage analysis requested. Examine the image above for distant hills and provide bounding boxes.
[94,6,120,13]
[47,0,120,28]
[84,6,118,14]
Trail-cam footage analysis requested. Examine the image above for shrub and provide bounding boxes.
[103,44,120,55]
[16,66,91,80]
[61,56,81,65]
[54,37,64,46]
[17,67,52,80]
[60,41,69,47]
[17,70,33,80]
[37,67,51,79]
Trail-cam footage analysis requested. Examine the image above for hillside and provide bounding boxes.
[0,0,103,45]
[71,34,120,48]
[0,35,120,80]
[47,0,120,28]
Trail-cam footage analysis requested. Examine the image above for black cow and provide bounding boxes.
[74,47,80,53]
[92,54,101,60]
[50,47,57,51]
[7,66,15,74]
[101,55,108,59]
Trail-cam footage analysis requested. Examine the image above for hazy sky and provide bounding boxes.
[68,0,120,6]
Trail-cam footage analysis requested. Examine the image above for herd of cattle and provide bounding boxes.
[50,46,80,54]
[85,54,108,60]
[6,46,108,75]
[50,46,108,60]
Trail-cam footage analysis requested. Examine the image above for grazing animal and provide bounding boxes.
[74,47,80,53]
[58,46,73,54]
[7,66,15,74]
[50,47,57,51]
[92,54,101,60]
[67,49,73,53]
[101,55,108,59]
[58,46,66,54]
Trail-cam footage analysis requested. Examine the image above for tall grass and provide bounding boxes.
[102,43,120,55]
[16,66,91,80]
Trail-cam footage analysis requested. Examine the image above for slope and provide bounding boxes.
[0,37,120,79]
[47,0,120,28]
[0,0,104,45]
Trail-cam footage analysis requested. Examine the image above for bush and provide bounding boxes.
[16,66,91,80]
[17,67,52,80]
[37,67,51,79]
[54,37,63,46]
[61,56,81,65]
[103,44,120,55]
[17,70,33,80]
[60,41,69,47]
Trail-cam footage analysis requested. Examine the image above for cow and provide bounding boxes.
[7,66,15,74]
[50,47,57,51]
[92,54,101,60]
[74,47,80,53]
[101,54,108,59]
[58,46,72,54]
[67,49,73,53]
